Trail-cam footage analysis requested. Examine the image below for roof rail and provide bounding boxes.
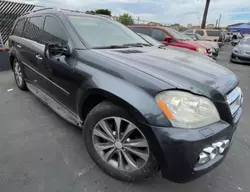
[60,8,85,14]
[22,7,54,16]
[21,7,113,20]
[85,13,113,19]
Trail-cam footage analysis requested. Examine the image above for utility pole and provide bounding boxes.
[137,17,140,24]
[201,0,211,29]
[215,19,218,28]
[218,14,222,28]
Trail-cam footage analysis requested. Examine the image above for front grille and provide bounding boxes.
[226,87,243,116]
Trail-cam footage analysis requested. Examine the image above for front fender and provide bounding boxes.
[76,75,170,127]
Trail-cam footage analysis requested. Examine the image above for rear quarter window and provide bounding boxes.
[13,18,26,37]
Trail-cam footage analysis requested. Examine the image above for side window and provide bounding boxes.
[41,16,68,44]
[151,29,168,41]
[195,30,204,36]
[131,28,152,36]
[13,19,26,37]
[23,17,44,42]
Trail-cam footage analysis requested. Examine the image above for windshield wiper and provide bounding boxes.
[92,45,130,49]
[158,44,167,48]
[123,43,151,47]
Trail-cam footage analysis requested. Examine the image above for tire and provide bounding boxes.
[13,59,27,90]
[83,101,158,182]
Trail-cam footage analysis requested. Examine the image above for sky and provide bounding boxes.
[15,0,250,26]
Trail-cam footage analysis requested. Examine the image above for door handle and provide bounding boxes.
[17,44,22,48]
[36,54,43,61]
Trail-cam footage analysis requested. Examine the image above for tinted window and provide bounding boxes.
[41,16,68,44]
[23,17,43,42]
[130,27,152,36]
[152,29,168,41]
[195,30,204,36]
[13,19,26,37]
[68,16,149,48]
[206,30,221,37]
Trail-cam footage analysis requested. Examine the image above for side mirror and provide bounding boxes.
[164,37,172,42]
[45,43,72,58]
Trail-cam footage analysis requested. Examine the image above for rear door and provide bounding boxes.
[20,16,45,85]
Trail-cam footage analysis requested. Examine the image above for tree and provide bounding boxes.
[116,13,134,25]
[201,0,210,29]
[85,9,111,16]
[95,9,111,16]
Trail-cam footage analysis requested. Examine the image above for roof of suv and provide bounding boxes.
[21,7,113,19]
[128,25,167,30]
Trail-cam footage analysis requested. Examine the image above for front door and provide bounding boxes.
[39,16,78,113]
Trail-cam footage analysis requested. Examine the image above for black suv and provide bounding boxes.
[9,8,243,183]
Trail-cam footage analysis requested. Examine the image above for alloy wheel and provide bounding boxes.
[14,62,23,87]
[92,117,149,172]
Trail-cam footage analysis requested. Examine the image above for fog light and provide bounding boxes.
[212,139,230,154]
[203,146,217,160]
[198,152,210,164]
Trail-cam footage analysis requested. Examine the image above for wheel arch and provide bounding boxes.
[78,88,149,125]
[76,80,169,127]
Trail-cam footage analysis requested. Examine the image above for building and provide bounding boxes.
[0,0,36,45]
[187,24,192,29]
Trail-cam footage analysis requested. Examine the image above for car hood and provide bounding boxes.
[92,47,238,98]
[238,44,250,52]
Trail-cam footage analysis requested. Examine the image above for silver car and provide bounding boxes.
[231,36,250,64]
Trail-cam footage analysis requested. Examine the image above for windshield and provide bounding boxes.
[179,33,193,41]
[206,30,221,37]
[185,34,197,40]
[68,16,149,48]
[137,33,163,47]
[165,27,189,40]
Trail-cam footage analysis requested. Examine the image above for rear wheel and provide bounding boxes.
[83,101,158,182]
[13,59,27,90]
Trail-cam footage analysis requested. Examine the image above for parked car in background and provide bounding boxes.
[137,32,216,61]
[9,8,243,183]
[184,33,219,59]
[184,29,221,42]
[231,35,250,64]
[129,25,211,56]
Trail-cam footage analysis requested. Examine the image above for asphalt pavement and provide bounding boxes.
[0,45,249,192]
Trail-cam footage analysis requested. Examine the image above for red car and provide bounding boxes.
[128,25,211,56]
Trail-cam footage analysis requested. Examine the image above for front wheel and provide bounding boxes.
[13,59,27,90]
[83,101,158,182]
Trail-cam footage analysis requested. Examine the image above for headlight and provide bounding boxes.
[155,91,220,128]
[196,47,207,54]
[233,47,241,54]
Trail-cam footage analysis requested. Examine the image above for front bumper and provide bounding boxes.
[148,108,242,183]
[231,52,250,64]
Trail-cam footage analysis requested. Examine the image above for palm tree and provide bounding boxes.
[201,0,210,29]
